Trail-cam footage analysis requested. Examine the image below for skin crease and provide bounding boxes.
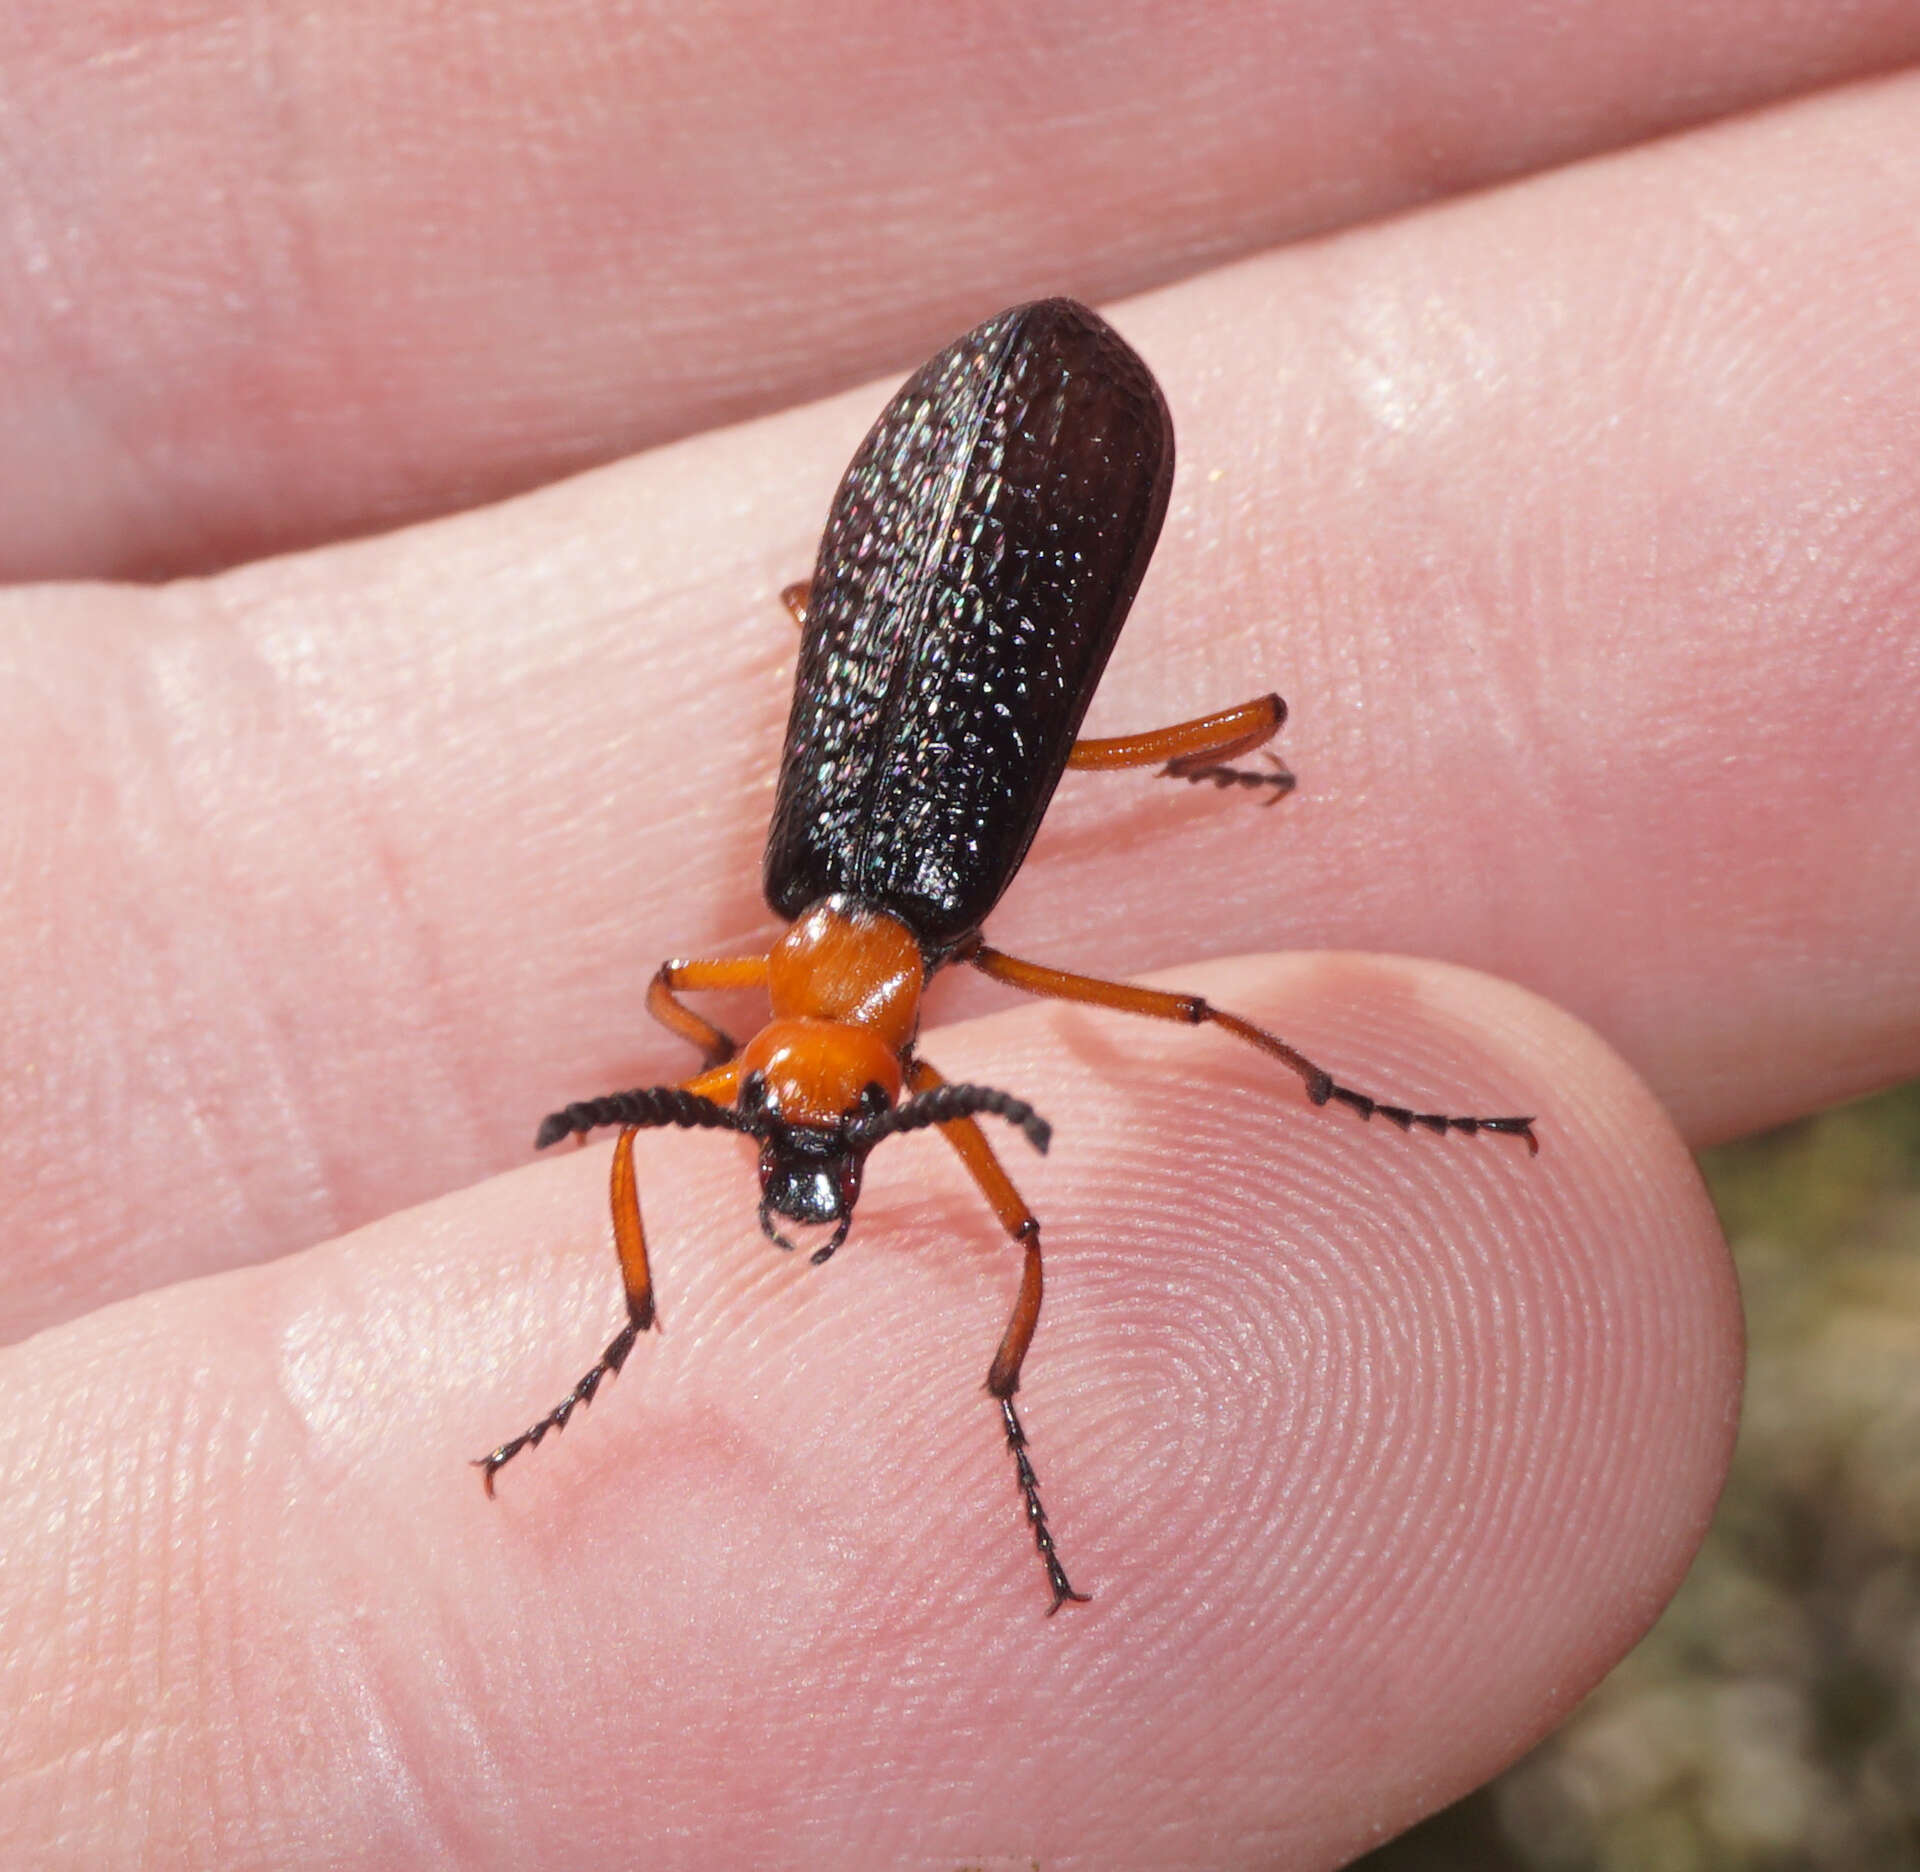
[0,7,1915,1869]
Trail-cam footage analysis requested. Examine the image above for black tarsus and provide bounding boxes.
[1306,1072,1539,1156]
[476,1314,645,1495]
[1000,1396,1090,1613]
[1164,750,1296,803]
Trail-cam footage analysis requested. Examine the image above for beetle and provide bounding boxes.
[478,298,1537,1610]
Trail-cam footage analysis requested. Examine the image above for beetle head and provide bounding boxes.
[738,1069,890,1263]
[733,1019,1051,1264]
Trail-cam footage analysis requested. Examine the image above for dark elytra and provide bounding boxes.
[763,298,1174,954]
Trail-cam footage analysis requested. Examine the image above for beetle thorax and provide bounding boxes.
[738,898,924,1128]
[768,898,923,1044]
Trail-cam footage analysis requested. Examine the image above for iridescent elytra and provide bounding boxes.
[479,299,1537,1611]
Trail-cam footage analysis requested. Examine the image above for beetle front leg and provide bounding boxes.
[910,1060,1089,1612]
[483,1060,746,1493]
[476,1123,657,1493]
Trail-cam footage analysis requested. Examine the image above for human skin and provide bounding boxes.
[2,6,1916,1869]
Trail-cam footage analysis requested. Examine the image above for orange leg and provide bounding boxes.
[648,955,771,1070]
[781,580,811,628]
[1068,692,1293,799]
[965,946,1538,1152]
[908,1059,1089,1611]
[479,1060,744,1494]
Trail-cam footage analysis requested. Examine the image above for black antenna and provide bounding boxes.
[534,1086,751,1150]
[846,1083,1051,1156]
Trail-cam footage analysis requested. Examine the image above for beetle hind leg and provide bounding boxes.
[1068,692,1294,799]
[1164,748,1296,802]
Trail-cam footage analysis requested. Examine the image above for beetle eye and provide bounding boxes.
[739,1071,768,1113]
[857,1081,890,1117]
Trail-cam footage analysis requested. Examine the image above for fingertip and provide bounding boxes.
[939,948,1739,1854]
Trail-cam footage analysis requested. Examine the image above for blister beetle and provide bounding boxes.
[479,299,1536,1610]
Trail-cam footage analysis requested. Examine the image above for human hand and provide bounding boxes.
[5,5,1916,1866]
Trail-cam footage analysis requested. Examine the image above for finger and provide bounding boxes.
[0,958,1739,1868]
[8,2,1920,578]
[5,73,1915,1337]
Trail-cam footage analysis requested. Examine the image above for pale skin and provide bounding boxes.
[3,4,1919,1867]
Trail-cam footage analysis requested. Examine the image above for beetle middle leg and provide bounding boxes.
[647,955,770,1072]
[908,1059,1089,1612]
[965,946,1538,1152]
[1068,692,1294,799]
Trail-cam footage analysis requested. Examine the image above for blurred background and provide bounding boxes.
[1360,1077,1920,1872]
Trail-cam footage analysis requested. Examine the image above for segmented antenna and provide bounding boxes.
[534,1087,749,1150]
[846,1083,1051,1155]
